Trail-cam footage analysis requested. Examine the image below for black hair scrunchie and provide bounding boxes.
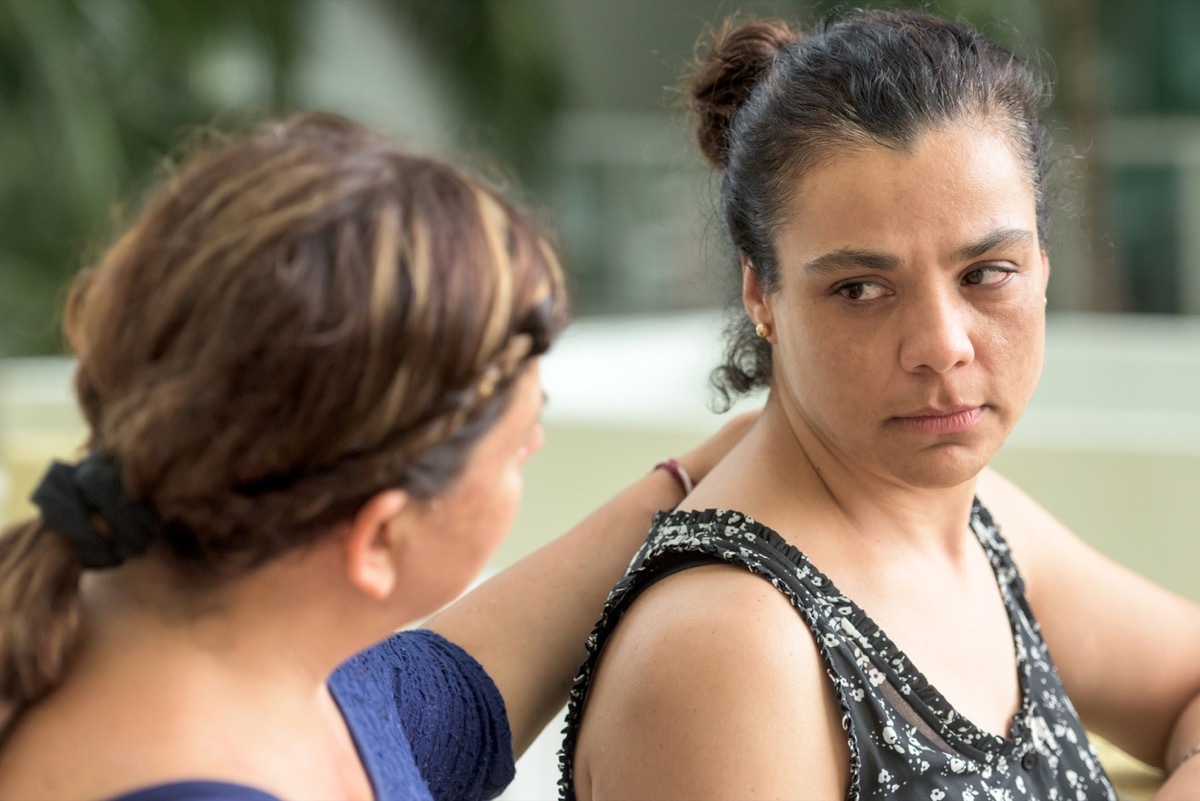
[30,453,159,569]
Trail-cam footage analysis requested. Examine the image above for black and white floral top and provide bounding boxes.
[559,502,1117,801]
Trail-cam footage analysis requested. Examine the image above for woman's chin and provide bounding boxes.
[883,443,996,490]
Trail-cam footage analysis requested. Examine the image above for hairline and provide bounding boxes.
[754,111,1046,287]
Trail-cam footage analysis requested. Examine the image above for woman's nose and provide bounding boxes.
[898,292,975,374]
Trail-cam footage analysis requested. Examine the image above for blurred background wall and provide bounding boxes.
[5,0,1200,352]
[0,1,1196,797]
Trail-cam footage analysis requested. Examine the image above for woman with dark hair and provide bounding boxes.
[0,112,751,801]
[562,10,1200,801]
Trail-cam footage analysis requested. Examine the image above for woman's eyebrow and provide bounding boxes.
[801,227,1034,275]
[802,248,899,275]
[954,228,1033,260]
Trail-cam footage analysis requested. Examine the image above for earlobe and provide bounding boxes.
[741,256,773,336]
[342,490,409,601]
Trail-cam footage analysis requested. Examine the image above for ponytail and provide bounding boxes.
[0,452,158,733]
[0,519,84,732]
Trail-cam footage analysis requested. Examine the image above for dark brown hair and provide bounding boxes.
[689,11,1052,407]
[0,112,568,723]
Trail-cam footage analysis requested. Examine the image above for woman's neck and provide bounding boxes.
[0,551,378,801]
[691,393,983,558]
[78,551,367,690]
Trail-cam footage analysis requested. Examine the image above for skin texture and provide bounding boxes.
[0,363,549,801]
[392,362,548,620]
[754,122,1047,493]
[427,410,759,757]
[573,122,1200,801]
[0,353,757,800]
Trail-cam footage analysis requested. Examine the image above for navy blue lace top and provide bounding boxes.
[103,629,514,801]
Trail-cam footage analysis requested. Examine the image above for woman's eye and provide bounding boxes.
[963,265,1014,286]
[836,281,888,301]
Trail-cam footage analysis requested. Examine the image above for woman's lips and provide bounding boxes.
[890,406,986,435]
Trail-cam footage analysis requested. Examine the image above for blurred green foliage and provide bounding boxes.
[0,0,302,356]
[0,0,563,356]
[396,0,563,184]
[0,0,1188,356]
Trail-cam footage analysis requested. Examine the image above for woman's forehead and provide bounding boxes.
[775,124,1039,259]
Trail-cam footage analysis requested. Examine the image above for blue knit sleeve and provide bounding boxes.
[366,629,516,801]
[102,781,282,801]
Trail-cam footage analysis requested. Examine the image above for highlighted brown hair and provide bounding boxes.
[0,112,568,724]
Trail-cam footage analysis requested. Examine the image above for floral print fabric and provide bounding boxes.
[559,502,1116,801]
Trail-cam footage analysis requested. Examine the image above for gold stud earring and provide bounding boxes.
[755,322,771,338]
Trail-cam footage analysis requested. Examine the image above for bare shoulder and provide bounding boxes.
[974,466,1058,541]
[975,465,1149,594]
[975,466,1135,605]
[0,697,153,800]
[572,562,848,801]
[976,467,1200,762]
[973,466,1073,591]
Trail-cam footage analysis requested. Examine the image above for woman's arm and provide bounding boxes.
[1158,695,1200,800]
[976,469,1200,778]
[425,412,756,757]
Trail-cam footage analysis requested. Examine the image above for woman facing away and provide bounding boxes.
[562,10,1200,801]
[0,112,753,801]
